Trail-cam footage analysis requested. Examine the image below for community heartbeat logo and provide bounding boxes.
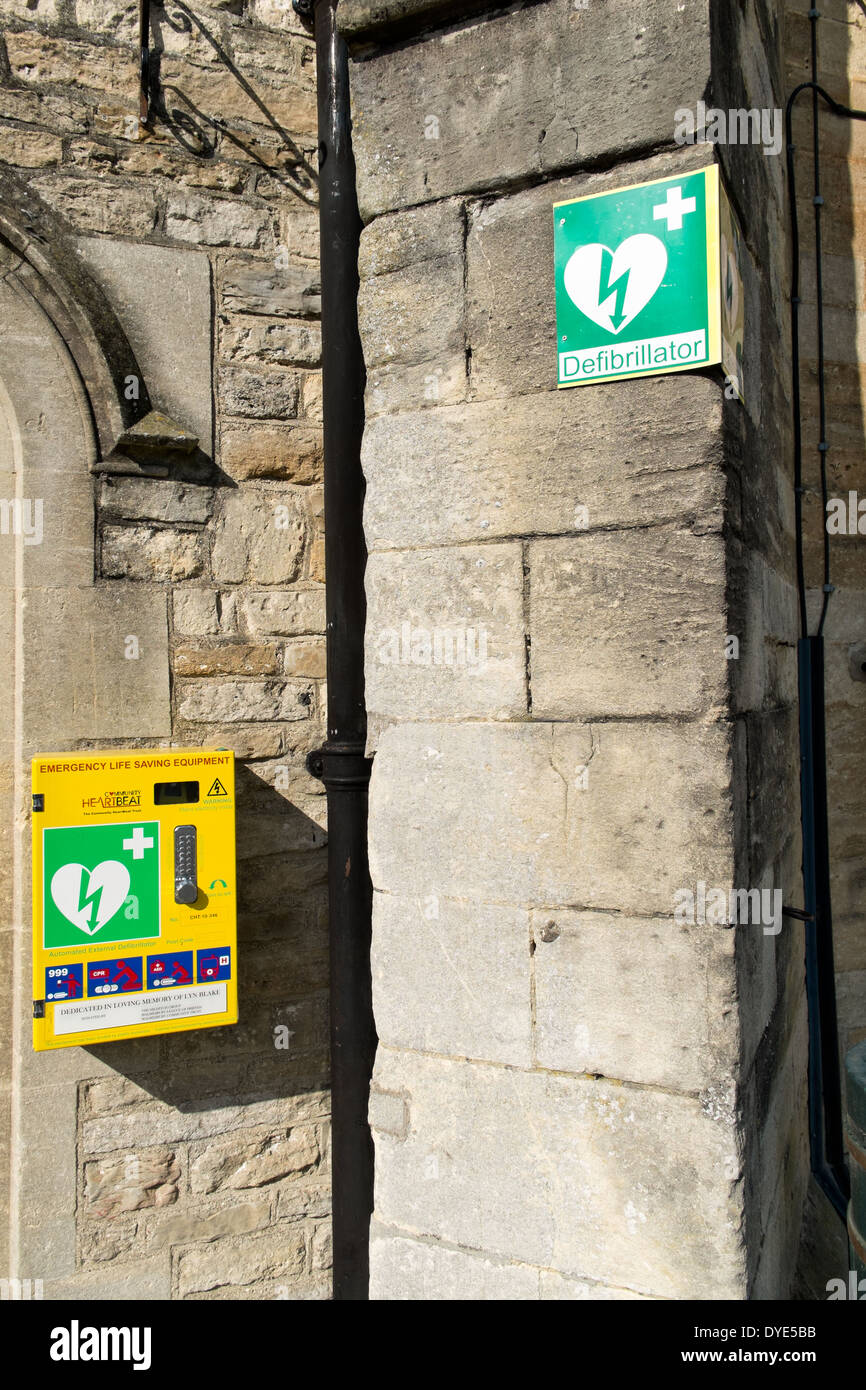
[50,861,131,935]
[563,233,668,335]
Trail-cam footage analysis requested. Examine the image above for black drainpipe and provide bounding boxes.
[302,0,376,1301]
[797,636,848,1217]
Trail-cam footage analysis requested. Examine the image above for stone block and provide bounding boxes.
[1,0,64,22]
[190,1126,320,1192]
[45,1256,171,1301]
[358,197,460,278]
[358,198,466,414]
[22,586,171,741]
[362,382,725,552]
[301,372,323,422]
[155,51,316,140]
[175,724,288,760]
[369,720,734,915]
[221,367,300,420]
[249,0,310,33]
[837,970,866,1056]
[311,1221,332,1270]
[5,31,133,91]
[235,801,326,859]
[147,1200,270,1251]
[237,855,328,918]
[241,588,325,635]
[33,175,158,239]
[165,190,272,249]
[0,128,63,167]
[370,1048,745,1298]
[101,525,207,581]
[350,0,712,217]
[538,1270,652,1300]
[282,639,326,677]
[175,1222,307,1296]
[531,911,736,1091]
[0,86,84,130]
[808,586,866,642]
[80,1075,158,1118]
[173,588,238,637]
[15,1081,78,1278]
[211,488,306,583]
[372,893,532,1066]
[221,258,321,318]
[177,679,312,723]
[174,644,280,676]
[75,238,213,452]
[278,203,320,260]
[80,1095,308,1155]
[99,478,214,525]
[84,1149,180,1217]
[529,529,728,719]
[365,357,467,419]
[221,422,322,482]
[365,543,526,721]
[370,1224,540,1300]
[220,314,322,368]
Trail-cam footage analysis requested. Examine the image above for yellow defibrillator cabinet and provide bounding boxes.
[32,749,237,1051]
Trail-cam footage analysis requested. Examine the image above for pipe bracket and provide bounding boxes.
[306,743,372,788]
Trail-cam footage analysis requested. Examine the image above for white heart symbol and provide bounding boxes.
[564,233,668,336]
[50,860,131,935]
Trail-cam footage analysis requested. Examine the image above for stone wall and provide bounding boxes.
[350,0,811,1299]
[0,0,330,1298]
[783,0,866,1074]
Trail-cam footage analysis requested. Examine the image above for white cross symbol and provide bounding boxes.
[123,826,154,859]
[653,185,697,232]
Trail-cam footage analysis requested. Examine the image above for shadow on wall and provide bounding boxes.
[146,0,318,206]
[81,765,329,1116]
[74,766,329,1266]
[708,0,865,1299]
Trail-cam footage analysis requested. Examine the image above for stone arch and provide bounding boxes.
[0,208,173,1282]
[0,168,197,469]
[0,260,98,1278]
[0,165,154,460]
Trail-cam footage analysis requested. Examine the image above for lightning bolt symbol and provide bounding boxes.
[78,872,104,928]
[599,251,631,331]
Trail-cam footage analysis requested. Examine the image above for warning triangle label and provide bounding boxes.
[207,778,228,797]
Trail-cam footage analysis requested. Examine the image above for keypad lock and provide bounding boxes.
[174,824,198,905]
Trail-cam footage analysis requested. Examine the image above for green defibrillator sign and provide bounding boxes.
[42,820,161,950]
[553,165,743,395]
